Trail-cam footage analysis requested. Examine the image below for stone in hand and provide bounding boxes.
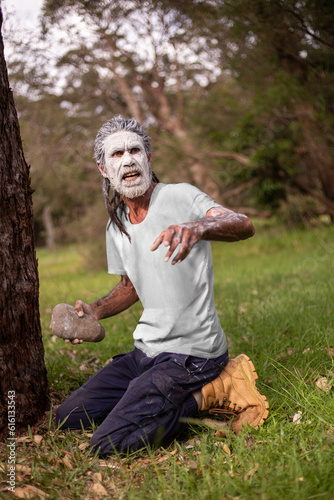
[50,303,105,342]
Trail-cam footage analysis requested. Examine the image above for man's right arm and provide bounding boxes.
[75,275,139,321]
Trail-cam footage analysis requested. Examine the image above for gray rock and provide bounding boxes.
[50,303,105,342]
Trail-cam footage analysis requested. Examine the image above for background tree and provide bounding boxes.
[41,0,255,195]
[13,92,105,249]
[164,0,334,221]
[0,7,48,438]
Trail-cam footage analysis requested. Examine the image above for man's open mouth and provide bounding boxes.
[122,171,141,182]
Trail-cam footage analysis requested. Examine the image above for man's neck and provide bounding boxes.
[121,182,157,224]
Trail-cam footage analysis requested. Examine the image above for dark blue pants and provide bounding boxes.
[56,347,228,456]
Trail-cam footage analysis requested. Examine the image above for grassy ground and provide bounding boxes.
[1,222,334,499]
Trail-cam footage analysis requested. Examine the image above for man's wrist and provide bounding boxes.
[89,301,102,320]
[188,219,207,241]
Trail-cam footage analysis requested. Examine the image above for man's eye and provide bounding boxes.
[112,151,123,158]
[130,148,140,154]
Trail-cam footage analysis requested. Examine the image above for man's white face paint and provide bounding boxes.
[103,131,152,199]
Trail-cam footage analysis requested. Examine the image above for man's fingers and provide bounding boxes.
[162,228,182,262]
[151,225,197,264]
[64,338,83,344]
[150,228,176,255]
[150,232,165,252]
[171,231,192,264]
[163,238,182,262]
[75,300,85,317]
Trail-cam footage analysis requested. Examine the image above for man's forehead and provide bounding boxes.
[104,131,144,151]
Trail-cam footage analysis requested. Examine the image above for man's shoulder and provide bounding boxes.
[158,182,202,198]
[162,182,196,189]
[155,182,216,219]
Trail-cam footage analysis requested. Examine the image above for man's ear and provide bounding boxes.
[97,163,108,178]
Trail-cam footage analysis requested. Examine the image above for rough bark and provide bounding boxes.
[0,8,48,439]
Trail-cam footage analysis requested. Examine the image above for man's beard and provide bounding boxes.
[113,165,152,199]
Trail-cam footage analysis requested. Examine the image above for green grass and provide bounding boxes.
[1,223,334,499]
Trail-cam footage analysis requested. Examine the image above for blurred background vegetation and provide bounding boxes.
[3,0,334,253]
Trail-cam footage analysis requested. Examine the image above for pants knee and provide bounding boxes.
[90,432,117,457]
[55,401,85,429]
[55,403,70,429]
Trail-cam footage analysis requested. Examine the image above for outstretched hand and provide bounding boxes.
[150,222,201,265]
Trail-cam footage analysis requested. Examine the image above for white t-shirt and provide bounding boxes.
[106,183,228,358]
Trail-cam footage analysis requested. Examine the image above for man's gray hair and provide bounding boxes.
[94,115,151,167]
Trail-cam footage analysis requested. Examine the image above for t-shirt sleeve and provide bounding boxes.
[173,183,222,220]
[106,221,127,275]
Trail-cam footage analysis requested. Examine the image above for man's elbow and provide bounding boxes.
[240,216,255,240]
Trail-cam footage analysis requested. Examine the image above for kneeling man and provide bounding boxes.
[56,115,269,456]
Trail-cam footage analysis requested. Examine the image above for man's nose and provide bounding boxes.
[121,151,135,167]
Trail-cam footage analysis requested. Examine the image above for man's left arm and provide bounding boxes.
[150,206,255,265]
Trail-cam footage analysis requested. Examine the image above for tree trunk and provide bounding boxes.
[0,8,48,439]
